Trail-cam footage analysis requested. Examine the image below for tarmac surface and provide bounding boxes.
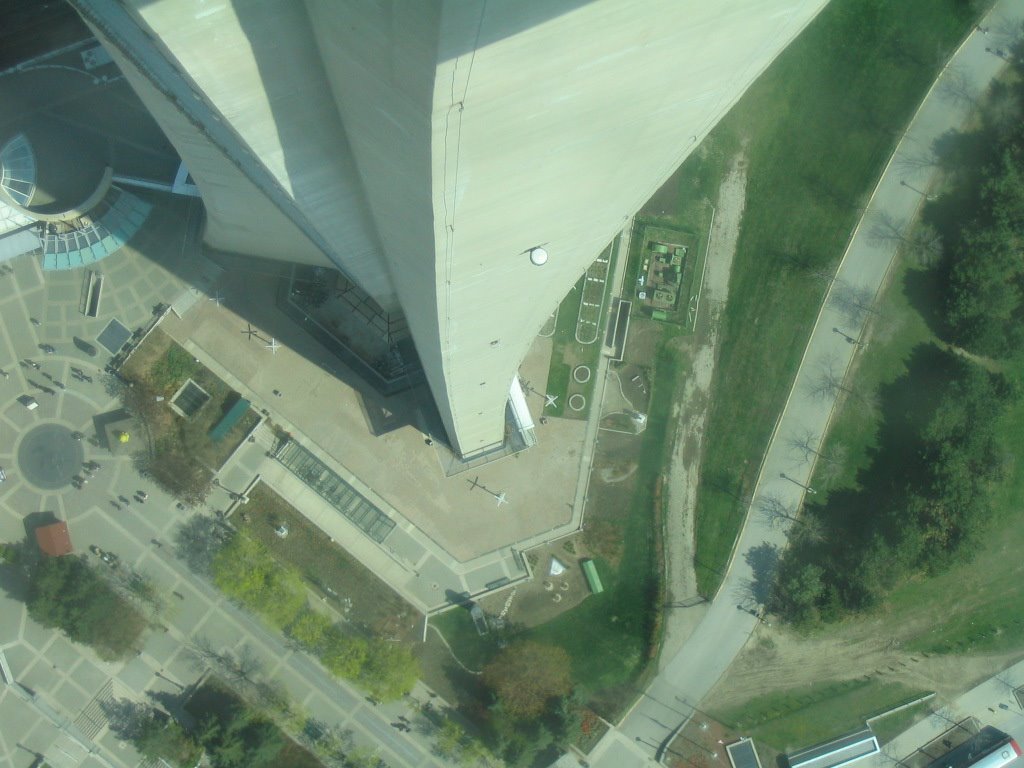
[585,5,1024,767]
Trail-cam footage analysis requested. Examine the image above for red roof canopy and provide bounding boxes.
[35,521,73,557]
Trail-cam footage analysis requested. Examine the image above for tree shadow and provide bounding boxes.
[902,257,950,335]
[742,542,780,606]
[791,343,965,605]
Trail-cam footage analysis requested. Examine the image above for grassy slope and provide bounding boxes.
[711,678,926,753]
[693,0,981,595]
[434,336,683,717]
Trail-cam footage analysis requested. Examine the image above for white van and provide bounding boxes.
[17,395,38,410]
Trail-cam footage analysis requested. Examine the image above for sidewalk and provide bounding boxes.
[863,660,1024,768]
[588,3,1024,766]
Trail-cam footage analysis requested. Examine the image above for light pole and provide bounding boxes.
[780,472,816,495]
[832,327,865,347]
[900,179,937,201]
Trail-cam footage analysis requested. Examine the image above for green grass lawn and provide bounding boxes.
[869,699,935,745]
[710,679,927,754]
[435,336,683,719]
[544,238,618,419]
[799,252,1024,656]
[122,328,258,471]
[691,0,985,596]
[240,484,419,643]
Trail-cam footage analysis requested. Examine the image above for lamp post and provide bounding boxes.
[780,472,816,495]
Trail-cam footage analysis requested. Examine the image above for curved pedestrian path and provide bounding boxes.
[588,5,1024,767]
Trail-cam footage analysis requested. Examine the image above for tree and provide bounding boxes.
[894,147,939,176]
[211,535,306,630]
[435,718,465,759]
[869,211,910,247]
[321,627,368,680]
[359,641,419,701]
[756,492,798,528]
[829,281,878,325]
[140,441,213,506]
[769,561,825,625]
[103,699,200,768]
[938,65,980,109]
[26,555,146,660]
[286,609,332,653]
[785,428,824,465]
[945,224,1022,355]
[175,514,232,574]
[198,708,284,768]
[137,718,201,768]
[808,356,854,401]
[906,224,943,268]
[482,641,572,719]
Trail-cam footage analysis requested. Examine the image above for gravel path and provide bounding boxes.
[659,152,748,667]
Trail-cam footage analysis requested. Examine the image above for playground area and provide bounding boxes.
[628,220,709,331]
[543,238,620,420]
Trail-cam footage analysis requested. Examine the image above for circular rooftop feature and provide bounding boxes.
[17,423,85,490]
[0,134,37,207]
[0,123,108,217]
[529,246,548,266]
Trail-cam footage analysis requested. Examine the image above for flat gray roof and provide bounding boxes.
[788,729,879,768]
[728,739,764,768]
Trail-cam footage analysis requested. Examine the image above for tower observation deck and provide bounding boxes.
[70,0,828,458]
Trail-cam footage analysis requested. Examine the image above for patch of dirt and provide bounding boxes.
[660,150,749,664]
[705,622,1024,714]
[477,537,593,628]
[668,714,736,768]
[598,462,638,484]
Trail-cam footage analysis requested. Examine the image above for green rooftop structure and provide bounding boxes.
[581,558,604,594]
[208,397,250,442]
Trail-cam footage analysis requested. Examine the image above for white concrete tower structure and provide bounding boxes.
[72,0,828,458]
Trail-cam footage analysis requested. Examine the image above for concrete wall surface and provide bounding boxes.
[307,0,829,455]
[74,0,830,456]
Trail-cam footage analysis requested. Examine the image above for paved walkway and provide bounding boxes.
[587,5,1024,767]
[864,660,1024,768]
[0,204,449,768]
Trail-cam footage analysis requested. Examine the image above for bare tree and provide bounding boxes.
[100,698,152,741]
[808,355,854,401]
[906,224,943,268]
[869,212,910,248]
[792,513,826,546]
[990,15,1024,50]
[829,281,878,326]
[174,514,232,575]
[878,745,912,768]
[816,443,850,489]
[186,635,231,671]
[786,428,824,464]
[928,705,974,735]
[223,643,263,688]
[938,65,981,109]
[757,493,798,527]
[894,147,939,176]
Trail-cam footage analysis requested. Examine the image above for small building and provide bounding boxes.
[728,738,764,768]
[34,521,73,557]
[209,397,251,441]
[787,729,879,768]
[581,558,604,594]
